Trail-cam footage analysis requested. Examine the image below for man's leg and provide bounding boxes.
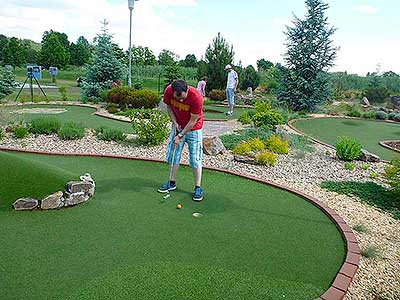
[187,129,203,201]
[192,166,202,187]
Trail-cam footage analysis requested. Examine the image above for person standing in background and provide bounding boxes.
[197,76,208,98]
[224,65,238,116]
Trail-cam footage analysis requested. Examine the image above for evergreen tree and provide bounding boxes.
[131,46,157,66]
[278,0,338,112]
[0,66,16,98]
[158,49,178,66]
[81,20,127,101]
[205,32,235,90]
[180,54,197,68]
[164,61,183,87]
[240,65,260,90]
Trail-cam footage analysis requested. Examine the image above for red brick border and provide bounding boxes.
[0,147,360,300]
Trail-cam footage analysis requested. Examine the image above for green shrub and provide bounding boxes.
[370,172,379,179]
[107,87,160,109]
[346,108,362,118]
[362,111,376,119]
[58,122,85,140]
[131,109,169,146]
[106,103,119,114]
[384,159,400,204]
[361,246,379,258]
[361,164,370,170]
[253,111,284,128]
[335,136,362,161]
[365,86,390,103]
[393,114,400,122]
[220,127,273,150]
[256,151,277,166]
[344,162,356,171]
[232,142,252,155]
[58,86,68,101]
[0,127,4,140]
[375,111,388,120]
[95,126,126,142]
[208,89,226,101]
[352,224,368,233]
[238,112,252,125]
[388,112,397,121]
[29,117,61,135]
[247,138,265,151]
[288,134,314,153]
[266,135,289,154]
[13,126,29,139]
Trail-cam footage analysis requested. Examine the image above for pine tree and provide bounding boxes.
[240,65,260,90]
[205,33,235,90]
[0,66,16,98]
[278,0,338,112]
[70,36,91,66]
[81,20,127,101]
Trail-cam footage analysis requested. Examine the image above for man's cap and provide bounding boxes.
[224,64,232,70]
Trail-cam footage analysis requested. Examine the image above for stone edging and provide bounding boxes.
[379,140,400,154]
[0,147,360,300]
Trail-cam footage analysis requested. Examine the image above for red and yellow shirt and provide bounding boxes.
[163,85,204,130]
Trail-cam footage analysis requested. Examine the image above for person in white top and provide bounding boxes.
[224,64,239,116]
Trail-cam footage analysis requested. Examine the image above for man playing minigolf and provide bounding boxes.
[158,80,204,201]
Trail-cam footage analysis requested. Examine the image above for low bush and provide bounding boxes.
[29,117,61,135]
[287,134,314,154]
[346,108,362,118]
[232,142,252,155]
[220,127,273,150]
[361,164,370,170]
[384,159,400,205]
[394,114,400,122]
[58,86,68,101]
[247,138,265,151]
[238,112,252,125]
[95,126,126,142]
[0,127,4,140]
[375,111,388,120]
[131,109,169,146]
[256,151,277,166]
[388,112,397,121]
[344,162,356,171]
[208,89,226,101]
[365,86,390,103]
[370,172,379,179]
[253,110,283,128]
[361,246,379,258]
[58,122,85,140]
[362,111,376,119]
[352,224,368,233]
[106,103,119,114]
[13,126,29,139]
[335,136,362,161]
[266,135,288,154]
[107,87,160,109]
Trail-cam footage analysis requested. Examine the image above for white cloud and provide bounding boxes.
[353,5,377,14]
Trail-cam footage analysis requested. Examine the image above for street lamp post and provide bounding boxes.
[128,0,139,87]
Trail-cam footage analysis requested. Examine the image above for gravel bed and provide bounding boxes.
[0,128,399,299]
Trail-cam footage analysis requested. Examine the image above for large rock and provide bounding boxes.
[63,192,89,207]
[359,149,380,163]
[12,198,39,210]
[391,96,400,108]
[233,154,257,164]
[41,191,64,210]
[203,136,226,156]
[361,97,370,107]
[65,181,94,196]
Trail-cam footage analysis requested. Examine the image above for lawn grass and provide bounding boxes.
[0,151,345,300]
[292,117,400,161]
[0,105,133,133]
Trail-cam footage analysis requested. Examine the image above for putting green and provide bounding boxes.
[292,117,400,161]
[0,151,345,300]
[203,105,254,120]
[0,105,133,132]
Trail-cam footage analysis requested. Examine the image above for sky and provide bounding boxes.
[0,0,399,75]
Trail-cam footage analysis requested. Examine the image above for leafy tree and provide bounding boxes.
[180,54,197,68]
[131,46,157,66]
[0,35,8,64]
[158,49,178,66]
[240,65,260,90]
[164,61,183,87]
[0,66,16,98]
[205,32,235,90]
[278,0,338,112]
[257,59,274,71]
[81,20,127,101]
[39,31,70,68]
[2,37,27,68]
[196,59,208,80]
[70,36,91,66]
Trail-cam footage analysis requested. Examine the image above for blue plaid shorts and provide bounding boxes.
[166,126,203,168]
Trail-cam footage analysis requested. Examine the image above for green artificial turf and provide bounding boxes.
[292,117,400,161]
[0,151,345,300]
[0,105,133,133]
[203,105,254,120]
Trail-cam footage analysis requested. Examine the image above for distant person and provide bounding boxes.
[225,64,239,116]
[76,77,82,87]
[197,76,208,98]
